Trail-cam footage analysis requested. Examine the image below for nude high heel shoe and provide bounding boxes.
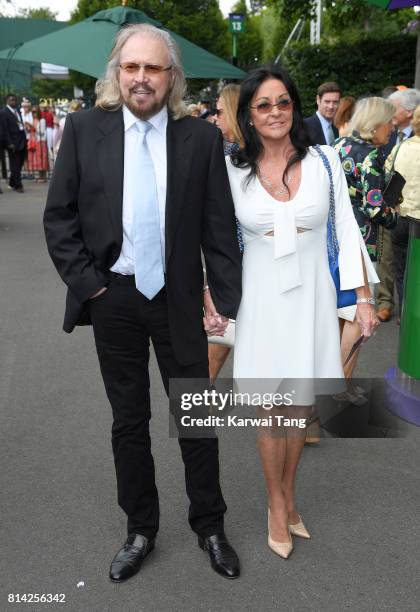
[267,509,293,559]
[288,515,311,539]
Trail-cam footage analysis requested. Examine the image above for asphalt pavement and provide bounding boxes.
[1,181,419,612]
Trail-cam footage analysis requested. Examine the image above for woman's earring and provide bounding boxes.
[249,121,253,127]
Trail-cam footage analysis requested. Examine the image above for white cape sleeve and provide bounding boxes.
[326,147,379,289]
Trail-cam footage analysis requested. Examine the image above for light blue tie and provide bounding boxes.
[327,123,335,146]
[133,121,164,299]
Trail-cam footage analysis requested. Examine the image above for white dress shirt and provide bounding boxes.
[111,104,168,274]
[316,111,334,145]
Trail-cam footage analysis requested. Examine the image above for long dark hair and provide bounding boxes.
[232,66,311,193]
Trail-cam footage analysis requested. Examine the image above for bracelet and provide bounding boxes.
[356,297,376,305]
[203,285,209,292]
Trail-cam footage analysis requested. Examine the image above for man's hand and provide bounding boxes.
[203,288,228,336]
[89,286,108,300]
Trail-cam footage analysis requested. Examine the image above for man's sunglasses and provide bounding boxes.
[119,62,172,76]
[250,97,293,114]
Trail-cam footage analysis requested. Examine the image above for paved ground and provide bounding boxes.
[1,182,419,612]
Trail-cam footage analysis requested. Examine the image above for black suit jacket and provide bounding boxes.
[44,107,242,365]
[0,107,27,150]
[304,113,338,146]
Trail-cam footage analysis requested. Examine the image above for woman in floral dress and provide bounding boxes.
[334,96,398,381]
[334,97,398,261]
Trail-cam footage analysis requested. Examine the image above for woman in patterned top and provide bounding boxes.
[334,97,398,262]
[333,97,398,387]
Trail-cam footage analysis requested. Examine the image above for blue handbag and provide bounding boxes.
[314,145,357,308]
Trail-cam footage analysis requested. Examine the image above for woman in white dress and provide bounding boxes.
[226,68,379,559]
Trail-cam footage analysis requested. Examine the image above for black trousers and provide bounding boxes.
[391,216,409,315]
[8,147,26,189]
[89,274,226,539]
[1,147,7,180]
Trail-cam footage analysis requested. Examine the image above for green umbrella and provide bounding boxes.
[0,6,244,79]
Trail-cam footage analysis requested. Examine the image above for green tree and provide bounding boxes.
[31,78,74,101]
[267,0,415,44]
[262,0,418,81]
[17,7,58,20]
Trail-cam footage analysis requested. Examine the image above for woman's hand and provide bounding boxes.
[355,303,379,340]
[203,288,228,336]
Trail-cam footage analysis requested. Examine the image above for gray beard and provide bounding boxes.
[124,91,170,121]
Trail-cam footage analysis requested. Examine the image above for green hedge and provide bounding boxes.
[281,34,417,116]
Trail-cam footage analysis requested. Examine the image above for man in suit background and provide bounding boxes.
[376,87,420,322]
[0,94,27,193]
[44,24,242,583]
[304,82,340,146]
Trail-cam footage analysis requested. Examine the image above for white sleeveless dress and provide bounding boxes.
[226,146,378,385]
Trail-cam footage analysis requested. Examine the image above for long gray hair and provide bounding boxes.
[95,24,187,119]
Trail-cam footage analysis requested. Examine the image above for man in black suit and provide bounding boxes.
[304,82,340,146]
[44,25,242,583]
[0,94,27,192]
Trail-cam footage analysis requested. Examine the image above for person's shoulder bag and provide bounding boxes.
[314,144,357,308]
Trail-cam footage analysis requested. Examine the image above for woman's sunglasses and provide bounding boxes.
[250,97,293,114]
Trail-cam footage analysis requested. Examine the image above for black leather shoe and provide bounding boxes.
[15,186,24,193]
[109,534,155,583]
[198,533,240,579]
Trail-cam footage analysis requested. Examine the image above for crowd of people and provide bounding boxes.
[182,79,420,411]
[0,95,83,193]
[4,22,420,582]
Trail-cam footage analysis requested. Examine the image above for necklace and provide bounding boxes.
[258,167,295,199]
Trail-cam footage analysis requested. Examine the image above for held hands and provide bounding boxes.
[203,287,228,336]
[356,303,379,340]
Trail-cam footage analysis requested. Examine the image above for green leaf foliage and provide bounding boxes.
[281,33,417,116]
[17,7,58,20]
[31,78,74,101]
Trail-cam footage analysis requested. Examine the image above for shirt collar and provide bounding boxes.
[123,104,168,134]
[316,110,331,128]
[7,105,18,114]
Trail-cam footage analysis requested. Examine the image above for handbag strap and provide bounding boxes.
[389,140,403,173]
[313,144,339,264]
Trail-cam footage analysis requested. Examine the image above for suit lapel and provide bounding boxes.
[165,115,193,264]
[314,114,327,145]
[96,109,124,240]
